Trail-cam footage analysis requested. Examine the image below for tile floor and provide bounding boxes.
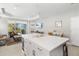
[0,43,24,56]
[0,42,79,56]
[68,45,79,56]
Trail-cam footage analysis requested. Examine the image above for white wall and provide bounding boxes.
[0,18,8,35]
[43,16,70,38]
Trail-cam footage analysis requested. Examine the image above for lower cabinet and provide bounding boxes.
[24,40,34,56]
[24,39,63,56]
[32,43,49,56]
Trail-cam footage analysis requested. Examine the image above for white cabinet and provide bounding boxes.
[32,42,49,56]
[24,40,34,56]
[24,39,63,56]
[24,40,49,56]
[50,45,63,56]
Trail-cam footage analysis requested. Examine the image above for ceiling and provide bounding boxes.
[0,3,79,18]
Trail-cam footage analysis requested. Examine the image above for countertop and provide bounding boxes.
[22,34,69,51]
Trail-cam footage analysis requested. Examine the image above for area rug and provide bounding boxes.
[6,38,20,46]
[7,41,18,46]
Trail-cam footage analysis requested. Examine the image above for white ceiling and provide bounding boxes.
[0,3,79,18]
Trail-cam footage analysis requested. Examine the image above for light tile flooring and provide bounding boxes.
[0,42,79,56]
[68,45,79,56]
[0,43,24,56]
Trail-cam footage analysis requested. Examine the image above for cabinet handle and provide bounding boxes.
[32,50,36,56]
[29,42,31,44]
[38,48,42,51]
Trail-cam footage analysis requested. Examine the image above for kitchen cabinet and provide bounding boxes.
[24,39,33,56]
[24,40,49,56]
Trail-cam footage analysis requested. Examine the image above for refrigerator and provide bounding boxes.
[70,16,79,46]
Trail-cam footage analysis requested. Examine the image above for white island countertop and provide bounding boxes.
[22,34,69,51]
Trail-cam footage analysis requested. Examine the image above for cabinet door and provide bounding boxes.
[32,42,49,56]
[24,40,49,56]
[36,47,49,56]
[24,40,34,56]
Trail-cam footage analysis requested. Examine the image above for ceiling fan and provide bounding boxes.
[0,8,14,17]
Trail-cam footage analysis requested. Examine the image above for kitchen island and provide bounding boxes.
[22,34,69,56]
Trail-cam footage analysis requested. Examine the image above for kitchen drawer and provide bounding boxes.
[24,39,32,48]
[32,42,49,56]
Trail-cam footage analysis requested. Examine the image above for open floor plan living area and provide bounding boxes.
[0,3,79,56]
